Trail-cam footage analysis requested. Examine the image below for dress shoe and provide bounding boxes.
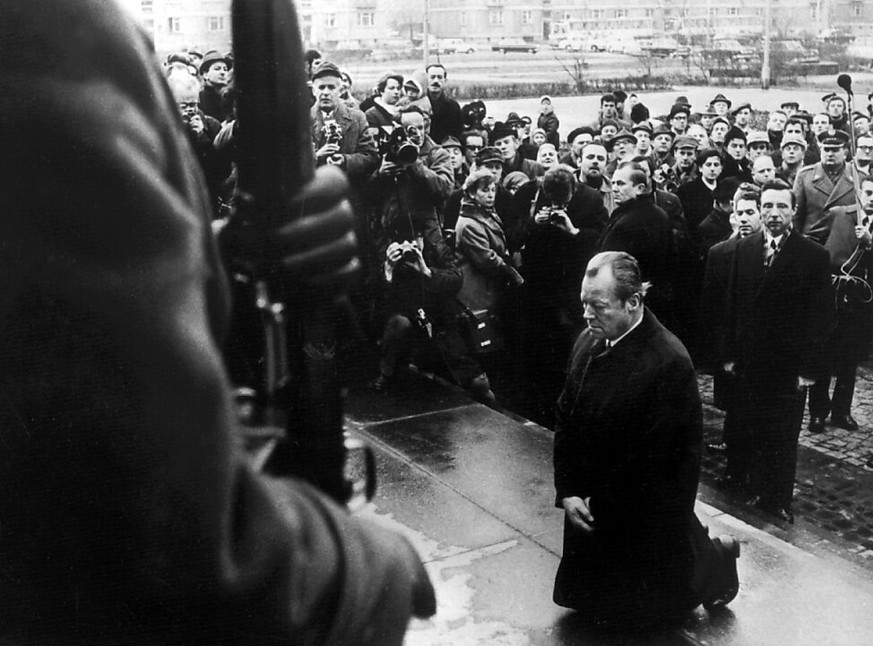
[707,442,727,453]
[830,414,859,431]
[703,535,740,611]
[744,494,762,507]
[808,416,826,434]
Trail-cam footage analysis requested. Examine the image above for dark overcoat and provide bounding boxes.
[553,310,709,622]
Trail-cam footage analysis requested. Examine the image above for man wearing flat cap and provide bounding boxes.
[671,135,699,187]
[777,134,808,186]
[632,121,653,157]
[781,100,800,117]
[649,124,676,170]
[538,95,561,148]
[605,129,637,177]
[746,131,772,163]
[826,95,851,137]
[199,50,232,122]
[731,103,753,134]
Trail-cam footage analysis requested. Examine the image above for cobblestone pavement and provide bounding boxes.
[697,365,873,573]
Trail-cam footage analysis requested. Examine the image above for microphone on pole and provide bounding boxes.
[837,73,854,97]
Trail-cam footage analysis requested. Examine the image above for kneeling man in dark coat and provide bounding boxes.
[553,251,740,629]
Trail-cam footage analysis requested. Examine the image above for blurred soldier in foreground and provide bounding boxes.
[553,252,740,630]
[0,1,434,643]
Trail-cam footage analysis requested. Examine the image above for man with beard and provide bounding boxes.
[721,127,752,183]
[425,63,463,145]
[794,130,859,245]
[198,50,232,122]
[553,251,740,630]
[578,141,614,214]
[813,176,873,435]
[491,121,543,182]
[777,134,808,185]
[598,164,675,329]
[719,180,832,522]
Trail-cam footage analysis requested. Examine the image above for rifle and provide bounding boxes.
[231,0,374,505]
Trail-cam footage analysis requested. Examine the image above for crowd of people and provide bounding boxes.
[163,46,873,525]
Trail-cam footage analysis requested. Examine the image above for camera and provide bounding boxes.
[322,119,342,147]
[548,208,565,224]
[376,125,419,166]
[400,240,419,263]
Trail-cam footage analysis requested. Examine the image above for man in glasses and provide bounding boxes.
[167,69,229,216]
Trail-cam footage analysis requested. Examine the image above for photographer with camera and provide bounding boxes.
[370,212,492,401]
[310,62,378,180]
[369,105,454,245]
[511,165,608,425]
[167,69,230,218]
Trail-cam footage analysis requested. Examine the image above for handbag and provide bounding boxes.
[458,307,504,354]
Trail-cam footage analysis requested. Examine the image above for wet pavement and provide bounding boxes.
[343,353,873,645]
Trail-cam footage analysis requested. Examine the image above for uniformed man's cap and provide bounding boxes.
[746,131,770,147]
[817,129,850,147]
[710,93,732,109]
[653,124,676,139]
[853,111,870,121]
[476,146,504,165]
[821,92,838,104]
[731,102,752,114]
[672,135,698,150]
[780,134,808,150]
[606,128,637,151]
[311,60,342,80]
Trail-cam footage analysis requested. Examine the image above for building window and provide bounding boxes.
[615,9,627,19]
[854,3,862,17]
[591,9,603,20]
[809,5,817,18]
[489,10,503,25]
[728,7,738,16]
[461,12,467,25]
[325,13,336,27]
[645,8,654,17]
[562,11,572,22]
[168,17,181,33]
[357,11,374,26]
[141,0,153,13]
[208,16,224,31]
[522,10,532,24]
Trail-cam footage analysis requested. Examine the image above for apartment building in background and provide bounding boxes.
[118,0,872,53]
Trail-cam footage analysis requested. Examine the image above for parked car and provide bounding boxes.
[491,39,540,54]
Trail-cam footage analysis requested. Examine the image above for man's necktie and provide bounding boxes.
[862,214,871,231]
[765,239,778,268]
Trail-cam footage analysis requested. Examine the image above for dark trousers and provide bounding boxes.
[736,386,806,510]
[809,311,870,419]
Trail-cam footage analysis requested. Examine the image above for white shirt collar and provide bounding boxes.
[606,311,644,349]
